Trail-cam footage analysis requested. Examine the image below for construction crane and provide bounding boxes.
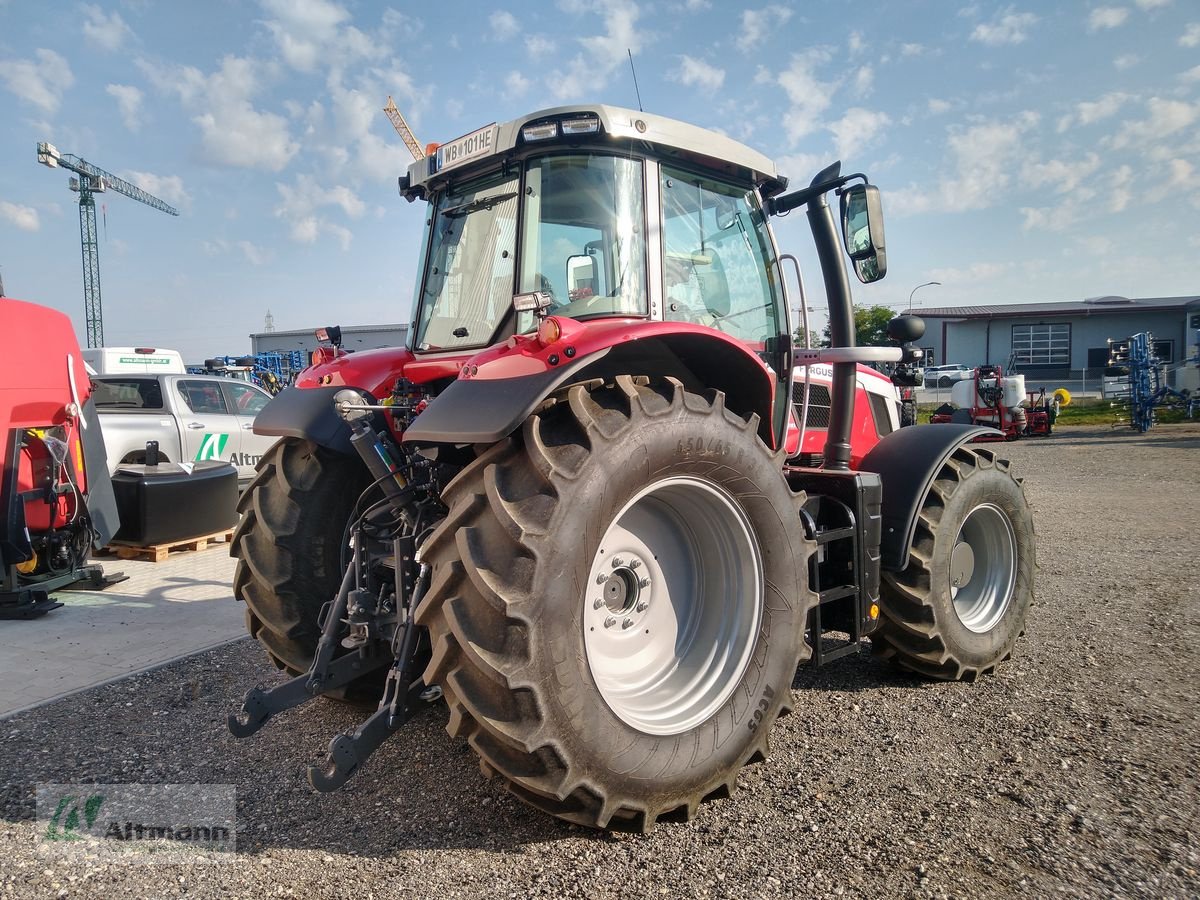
[36,142,179,348]
[383,96,425,161]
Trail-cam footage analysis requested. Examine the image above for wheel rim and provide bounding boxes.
[949,502,1017,633]
[583,476,763,736]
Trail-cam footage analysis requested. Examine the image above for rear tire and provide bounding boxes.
[231,438,370,676]
[873,446,1034,680]
[414,376,814,831]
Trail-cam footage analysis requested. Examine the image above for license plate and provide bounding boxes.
[435,124,497,173]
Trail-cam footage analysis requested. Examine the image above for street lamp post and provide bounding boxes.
[908,280,941,314]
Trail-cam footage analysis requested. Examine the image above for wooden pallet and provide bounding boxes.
[100,528,235,563]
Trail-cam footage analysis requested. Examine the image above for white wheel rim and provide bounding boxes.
[950,502,1017,634]
[583,476,763,735]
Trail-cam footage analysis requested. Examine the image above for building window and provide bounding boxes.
[1012,323,1070,366]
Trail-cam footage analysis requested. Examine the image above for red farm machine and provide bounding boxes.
[227,105,1035,831]
[1,299,122,618]
[930,365,1063,440]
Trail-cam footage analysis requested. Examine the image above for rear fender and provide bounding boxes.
[859,423,999,571]
[252,385,357,456]
[402,325,777,447]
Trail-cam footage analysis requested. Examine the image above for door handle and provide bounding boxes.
[242,424,254,430]
[187,422,206,430]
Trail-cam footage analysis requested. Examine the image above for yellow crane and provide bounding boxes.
[383,96,425,161]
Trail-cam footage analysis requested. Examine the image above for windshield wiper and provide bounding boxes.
[442,191,517,219]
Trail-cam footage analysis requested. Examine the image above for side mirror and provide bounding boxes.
[840,184,887,284]
[566,254,596,301]
[888,315,925,343]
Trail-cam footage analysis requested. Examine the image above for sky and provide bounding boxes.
[1,0,1198,361]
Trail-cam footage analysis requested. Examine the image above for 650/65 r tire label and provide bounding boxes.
[747,683,776,732]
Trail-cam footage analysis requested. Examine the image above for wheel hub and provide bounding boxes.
[583,477,763,736]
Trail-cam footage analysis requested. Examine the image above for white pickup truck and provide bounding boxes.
[91,374,278,486]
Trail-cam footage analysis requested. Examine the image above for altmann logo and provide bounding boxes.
[195,433,229,461]
[37,783,236,860]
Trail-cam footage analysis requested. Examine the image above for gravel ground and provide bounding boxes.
[2,424,1198,899]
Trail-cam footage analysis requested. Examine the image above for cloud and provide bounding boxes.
[1110,165,1133,212]
[970,9,1038,45]
[106,84,143,130]
[489,10,519,40]
[853,66,874,97]
[774,48,837,143]
[1020,152,1102,194]
[82,4,134,51]
[928,98,952,115]
[827,108,891,159]
[274,175,365,247]
[1057,91,1132,131]
[1133,0,1170,8]
[0,201,40,232]
[848,31,864,54]
[258,0,386,72]
[900,43,925,57]
[1182,24,1200,47]
[140,55,298,172]
[203,238,271,265]
[737,5,793,53]
[889,112,1040,215]
[505,71,531,96]
[672,55,724,93]
[927,262,1008,285]
[1112,96,1199,149]
[120,171,191,210]
[0,49,73,113]
[1182,65,1200,83]
[1114,54,1139,70]
[1088,7,1130,30]
[547,1,647,101]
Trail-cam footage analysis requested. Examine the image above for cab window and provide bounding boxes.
[178,380,229,415]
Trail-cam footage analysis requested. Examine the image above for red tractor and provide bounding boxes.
[229,105,1035,831]
[1,299,122,618]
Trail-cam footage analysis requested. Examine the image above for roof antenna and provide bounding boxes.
[627,49,644,112]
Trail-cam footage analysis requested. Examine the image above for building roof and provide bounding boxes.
[916,295,1199,320]
[249,323,409,340]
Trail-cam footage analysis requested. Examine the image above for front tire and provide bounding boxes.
[873,446,1034,680]
[414,377,815,831]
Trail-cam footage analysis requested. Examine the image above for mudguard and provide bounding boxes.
[252,385,357,456]
[859,423,999,571]
[402,358,593,446]
[79,398,119,548]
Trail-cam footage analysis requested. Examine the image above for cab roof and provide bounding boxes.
[406,104,785,197]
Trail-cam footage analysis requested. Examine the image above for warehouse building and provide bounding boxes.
[914,295,1200,380]
[249,323,410,358]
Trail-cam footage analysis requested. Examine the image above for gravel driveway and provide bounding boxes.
[2,424,1197,899]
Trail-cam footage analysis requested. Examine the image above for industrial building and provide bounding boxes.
[249,323,410,359]
[914,295,1200,380]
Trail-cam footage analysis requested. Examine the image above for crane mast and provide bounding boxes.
[36,142,179,348]
[383,96,425,162]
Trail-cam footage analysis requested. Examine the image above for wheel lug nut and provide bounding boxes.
[622,618,634,629]
[638,578,650,589]
[612,557,625,568]
[629,559,641,569]
[593,598,604,609]
[595,573,608,584]
[604,615,616,628]
[636,601,649,612]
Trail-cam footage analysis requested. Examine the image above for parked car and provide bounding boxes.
[924,364,973,388]
[91,374,278,486]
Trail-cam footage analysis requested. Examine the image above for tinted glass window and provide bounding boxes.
[92,378,164,409]
[177,380,229,415]
[224,382,270,415]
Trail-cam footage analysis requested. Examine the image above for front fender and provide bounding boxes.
[253,385,358,455]
[859,424,999,571]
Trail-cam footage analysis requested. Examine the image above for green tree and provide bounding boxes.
[822,304,895,347]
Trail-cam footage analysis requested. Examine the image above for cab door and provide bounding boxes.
[219,380,276,479]
[174,378,241,470]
